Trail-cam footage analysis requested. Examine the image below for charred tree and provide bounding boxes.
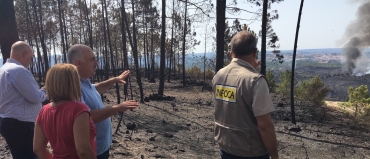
[168,0,175,83]
[84,0,93,49]
[62,6,68,61]
[120,0,129,98]
[57,0,66,62]
[103,0,120,103]
[0,0,19,64]
[131,2,144,103]
[29,0,43,82]
[101,0,109,80]
[181,0,188,86]
[260,0,268,76]
[33,0,49,74]
[291,0,305,125]
[215,0,226,72]
[158,0,166,95]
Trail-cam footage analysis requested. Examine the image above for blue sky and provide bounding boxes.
[193,0,363,53]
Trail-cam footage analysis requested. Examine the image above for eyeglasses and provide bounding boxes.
[90,57,98,62]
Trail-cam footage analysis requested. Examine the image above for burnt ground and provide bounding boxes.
[0,78,370,159]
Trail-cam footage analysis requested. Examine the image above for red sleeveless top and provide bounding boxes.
[37,101,96,158]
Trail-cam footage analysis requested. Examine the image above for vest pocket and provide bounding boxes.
[215,125,251,151]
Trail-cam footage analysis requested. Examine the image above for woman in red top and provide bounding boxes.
[33,63,96,159]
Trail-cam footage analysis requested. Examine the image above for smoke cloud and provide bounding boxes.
[342,1,370,74]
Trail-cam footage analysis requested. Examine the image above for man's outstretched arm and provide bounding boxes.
[94,70,130,94]
[89,100,139,123]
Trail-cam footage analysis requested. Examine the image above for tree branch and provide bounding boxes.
[226,7,259,14]
[178,0,209,16]
[225,17,258,21]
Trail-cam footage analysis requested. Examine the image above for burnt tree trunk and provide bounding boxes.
[30,0,43,82]
[215,0,226,72]
[131,2,144,103]
[101,0,109,81]
[158,0,166,95]
[84,0,93,49]
[181,0,188,86]
[34,0,49,75]
[291,0,305,125]
[150,22,155,82]
[261,0,267,76]
[103,0,120,103]
[57,0,66,62]
[62,7,68,60]
[0,0,19,64]
[168,0,175,83]
[143,14,148,78]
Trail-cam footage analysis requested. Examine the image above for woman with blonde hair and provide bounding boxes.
[33,63,96,159]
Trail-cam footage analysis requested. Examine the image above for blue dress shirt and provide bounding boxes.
[80,79,112,155]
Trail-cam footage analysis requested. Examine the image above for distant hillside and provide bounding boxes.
[2,48,369,68]
[195,48,370,57]
[275,48,370,55]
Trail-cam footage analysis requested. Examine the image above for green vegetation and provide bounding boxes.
[266,60,341,71]
[296,60,341,68]
[266,70,277,93]
[335,85,370,127]
[275,70,328,105]
[347,85,370,119]
[276,70,298,98]
[295,76,329,105]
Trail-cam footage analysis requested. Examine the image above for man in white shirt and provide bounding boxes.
[0,41,47,159]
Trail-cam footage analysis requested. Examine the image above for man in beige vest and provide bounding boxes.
[212,31,278,159]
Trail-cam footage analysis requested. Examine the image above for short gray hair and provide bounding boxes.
[230,31,258,56]
[67,47,84,64]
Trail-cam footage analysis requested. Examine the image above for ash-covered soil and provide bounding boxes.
[0,79,369,159]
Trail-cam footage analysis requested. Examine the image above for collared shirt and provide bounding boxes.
[231,58,275,117]
[80,79,112,155]
[212,58,274,157]
[0,59,46,122]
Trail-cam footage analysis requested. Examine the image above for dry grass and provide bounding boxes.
[325,101,370,128]
[325,101,355,114]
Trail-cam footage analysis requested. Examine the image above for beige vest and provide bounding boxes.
[212,58,268,157]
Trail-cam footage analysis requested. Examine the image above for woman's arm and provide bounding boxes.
[73,112,95,159]
[33,122,52,159]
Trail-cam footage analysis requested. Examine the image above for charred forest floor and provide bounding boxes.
[0,78,369,159]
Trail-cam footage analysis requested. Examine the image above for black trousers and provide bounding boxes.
[0,117,37,159]
[220,149,270,159]
[97,148,110,159]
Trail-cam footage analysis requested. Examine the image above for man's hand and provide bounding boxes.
[40,86,49,102]
[113,100,139,112]
[94,70,130,94]
[115,70,130,84]
[253,59,261,69]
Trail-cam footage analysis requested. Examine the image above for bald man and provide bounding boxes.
[0,41,47,159]
[68,44,139,159]
[212,31,278,159]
